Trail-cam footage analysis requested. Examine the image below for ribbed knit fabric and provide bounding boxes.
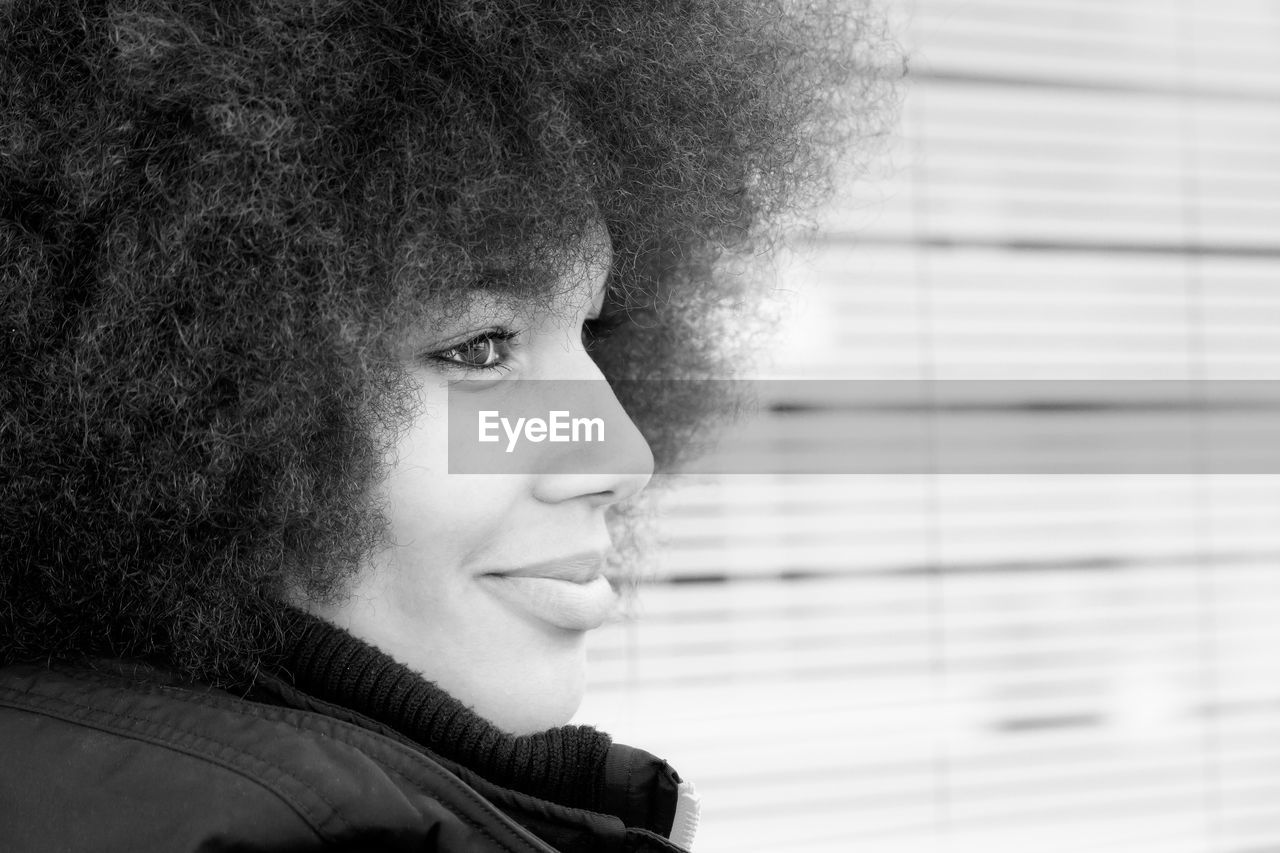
[272,607,614,812]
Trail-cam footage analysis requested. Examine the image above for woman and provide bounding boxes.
[0,1,890,850]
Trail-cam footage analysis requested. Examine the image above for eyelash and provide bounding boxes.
[424,329,520,374]
[422,314,625,375]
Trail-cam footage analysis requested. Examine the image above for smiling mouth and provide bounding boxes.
[479,561,617,632]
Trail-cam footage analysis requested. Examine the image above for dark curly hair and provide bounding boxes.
[1,0,896,682]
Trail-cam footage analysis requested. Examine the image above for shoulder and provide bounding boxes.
[0,662,554,853]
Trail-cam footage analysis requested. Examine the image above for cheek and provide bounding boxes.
[383,467,515,555]
[379,401,527,573]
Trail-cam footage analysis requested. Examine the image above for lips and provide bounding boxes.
[479,552,618,632]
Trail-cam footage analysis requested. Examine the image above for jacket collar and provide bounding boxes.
[259,608,687,844]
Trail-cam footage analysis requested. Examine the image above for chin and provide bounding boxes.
[474,659,588,736]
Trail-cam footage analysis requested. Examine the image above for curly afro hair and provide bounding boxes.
[1,0,897,682]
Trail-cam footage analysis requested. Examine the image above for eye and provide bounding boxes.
[424,329,519,373]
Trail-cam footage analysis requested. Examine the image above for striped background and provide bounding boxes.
[577,2,1280,851]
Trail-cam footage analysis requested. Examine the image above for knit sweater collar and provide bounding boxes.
[266,607,681,837]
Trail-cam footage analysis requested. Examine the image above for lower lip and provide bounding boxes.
[479,574,618,632]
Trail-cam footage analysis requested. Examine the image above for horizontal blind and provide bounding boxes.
[577,2,1280,852]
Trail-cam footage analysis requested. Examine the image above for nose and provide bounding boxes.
[530,349,655,507]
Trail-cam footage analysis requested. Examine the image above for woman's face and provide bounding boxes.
[298,233,654,734]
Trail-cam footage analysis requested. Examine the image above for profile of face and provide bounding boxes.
[296,230,655,735]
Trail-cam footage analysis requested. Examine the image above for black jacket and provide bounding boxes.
[0,615,698,852]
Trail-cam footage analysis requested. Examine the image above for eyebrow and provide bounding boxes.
[451,236,613,315]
